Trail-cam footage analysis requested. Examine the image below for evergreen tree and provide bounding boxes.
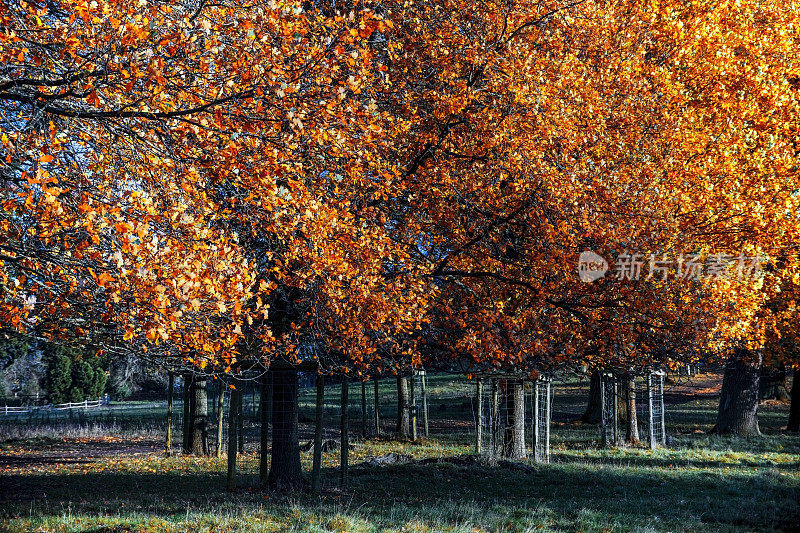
[44,352,72,404]
[70,360,95,402]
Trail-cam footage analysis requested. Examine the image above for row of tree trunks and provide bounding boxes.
[579,360,776,438]
[189,360,795,494]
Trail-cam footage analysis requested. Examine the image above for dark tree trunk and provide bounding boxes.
[182,373,192,454]
[716,353,761,436]
[624,374,639,444]
[396,376,409,437]
[759,364,789,401]
[502,379,526,459]
[269,369,303,489]
[581,371,602,424]
[788,373,799,432]
[190,377,208,455]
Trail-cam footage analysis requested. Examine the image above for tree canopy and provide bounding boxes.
[2,0,799,376]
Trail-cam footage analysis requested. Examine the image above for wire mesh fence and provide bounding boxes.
[648,371,666,447]
[474,376,552,463]
[532,379,552,463]
[600,373,619,446]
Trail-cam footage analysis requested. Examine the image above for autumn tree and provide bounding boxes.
[5,0,800,489]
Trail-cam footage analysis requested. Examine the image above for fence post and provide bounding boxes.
[600,374,607,447]
[491,378,499,458]
[409,374,417,441]
[545,380,552,463]
[612,378,619,444]
[340,378,349,489]
[534,380,540,462]
[259,372,271,485]
[237,381,244,454]
[311,374,324,493]
[421,370,429,438]
[373,379,380,436]
[475,379,482,454]
[166,372,174,457]
[648,374,655,449]
[659,372,666,446]
[227,383,239,491]
[361,380,367,438]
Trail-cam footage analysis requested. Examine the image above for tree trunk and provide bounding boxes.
[788,372,799,432]
[269,369,303,490]
[182,372,192,454]
[502,379,526,460]
[190,377,208,455]
[259,372,271,485]
[581,371,602,424]
[396,375,409,437]
[759,365,789,401]
[716,353,761,436]
[624,374,639,444]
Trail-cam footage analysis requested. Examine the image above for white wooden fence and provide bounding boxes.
[2,397,108,415]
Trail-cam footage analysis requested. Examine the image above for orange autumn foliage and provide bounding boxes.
[2,0,799,375]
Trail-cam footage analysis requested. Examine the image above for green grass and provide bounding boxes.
[1,374,798,532]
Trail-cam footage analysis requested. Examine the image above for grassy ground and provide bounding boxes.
[0,374,798,532]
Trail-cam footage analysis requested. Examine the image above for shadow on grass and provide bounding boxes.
[2,457,799,532]
[551,452,800,472]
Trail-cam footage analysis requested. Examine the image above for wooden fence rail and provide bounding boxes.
[2,397,109,415]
